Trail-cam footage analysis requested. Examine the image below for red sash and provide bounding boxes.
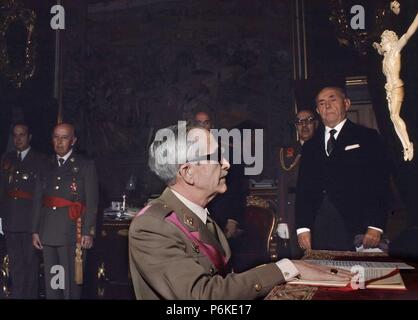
[42,196,85,221]
[165,212,227,276]
[135,205,228,276]
[8,190,33,200]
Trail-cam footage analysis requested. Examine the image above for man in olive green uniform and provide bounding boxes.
[32,123,98,299]
[129,123,351,300]
[277,110,318,258]
[0,124,44,299]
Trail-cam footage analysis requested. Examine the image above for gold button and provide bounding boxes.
[55,186,59,190]
[254,283,262,292]
[16,171,19,174]
[52,207,57,210]
[57,177,61,180]
[14,197,18,200]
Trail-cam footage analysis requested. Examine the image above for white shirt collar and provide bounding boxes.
[324,119,347,155]
[170,189,208,224]
[56,149,73,165]
[17,147,31,161]
[325,118,347,139]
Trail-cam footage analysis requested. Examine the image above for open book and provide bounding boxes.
[287,260,414,290]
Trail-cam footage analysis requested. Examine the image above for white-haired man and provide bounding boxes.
[128,122,351,299]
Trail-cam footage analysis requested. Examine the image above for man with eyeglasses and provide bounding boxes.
[277,110,318,259]
[128,122,352,299]
[193,111,212,131]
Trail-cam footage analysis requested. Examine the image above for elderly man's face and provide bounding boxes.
[187,128,230,199]
[194,112,212,130]
[316,88,351,128]
[52,124,77,157]
[295,111,317,142]
[13,125,31,152]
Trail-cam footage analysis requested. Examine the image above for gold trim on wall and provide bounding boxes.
[0,0,37,88]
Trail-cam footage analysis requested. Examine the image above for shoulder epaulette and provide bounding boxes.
[140,199,173,220]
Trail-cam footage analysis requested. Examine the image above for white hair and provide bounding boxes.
[148,122,203,185]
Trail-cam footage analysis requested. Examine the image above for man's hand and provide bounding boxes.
[297,231,312,250]
[362,228,382,248]
[224,219,240,239]
[293,260,353,282]
[32,233,43,250]
[81,235,94,249]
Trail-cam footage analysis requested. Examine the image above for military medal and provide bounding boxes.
[286,147,295,158]
[192,242,200,253]
[70,180,78,194]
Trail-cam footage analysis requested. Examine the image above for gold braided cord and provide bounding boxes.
[279,148,301,172]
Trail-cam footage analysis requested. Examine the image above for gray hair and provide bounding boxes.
[148,122,203,185]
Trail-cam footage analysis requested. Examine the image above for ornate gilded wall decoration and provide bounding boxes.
[0,0,37,88]
[329,0,394,55]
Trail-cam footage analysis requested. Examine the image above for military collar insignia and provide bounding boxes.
[70,157,75,163]
[183,214,195,228]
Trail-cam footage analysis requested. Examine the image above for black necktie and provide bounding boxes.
[17,152,22,162]
[58,158,65,166]
[327,129,337,156]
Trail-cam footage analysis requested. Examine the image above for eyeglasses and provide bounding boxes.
[294,117,315,126]
[187,147,225,164]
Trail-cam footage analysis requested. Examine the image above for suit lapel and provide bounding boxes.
[316,126,328,160]
[159,188,228,257]
[332,120,354,157]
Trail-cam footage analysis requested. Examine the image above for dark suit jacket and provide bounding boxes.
[129,188,284,299]
[0,149,46,232]
[32,152,98,246]
[295,120,390,237]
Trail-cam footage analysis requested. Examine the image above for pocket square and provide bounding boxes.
[345,144,360,151]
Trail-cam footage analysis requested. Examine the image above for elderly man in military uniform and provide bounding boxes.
[32,123,98,299]
[128,122,351,300]
[277,110,318,258]
[0,123,44,299]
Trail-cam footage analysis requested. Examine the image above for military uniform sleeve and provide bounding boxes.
[129,215,285,300]
[82,160,98,237]
[31,171,43,234]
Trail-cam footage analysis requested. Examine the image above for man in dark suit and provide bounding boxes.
[32,123,98,299]
[296,87,390,251]
[129,123,352,300]
[0,124,44,299]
